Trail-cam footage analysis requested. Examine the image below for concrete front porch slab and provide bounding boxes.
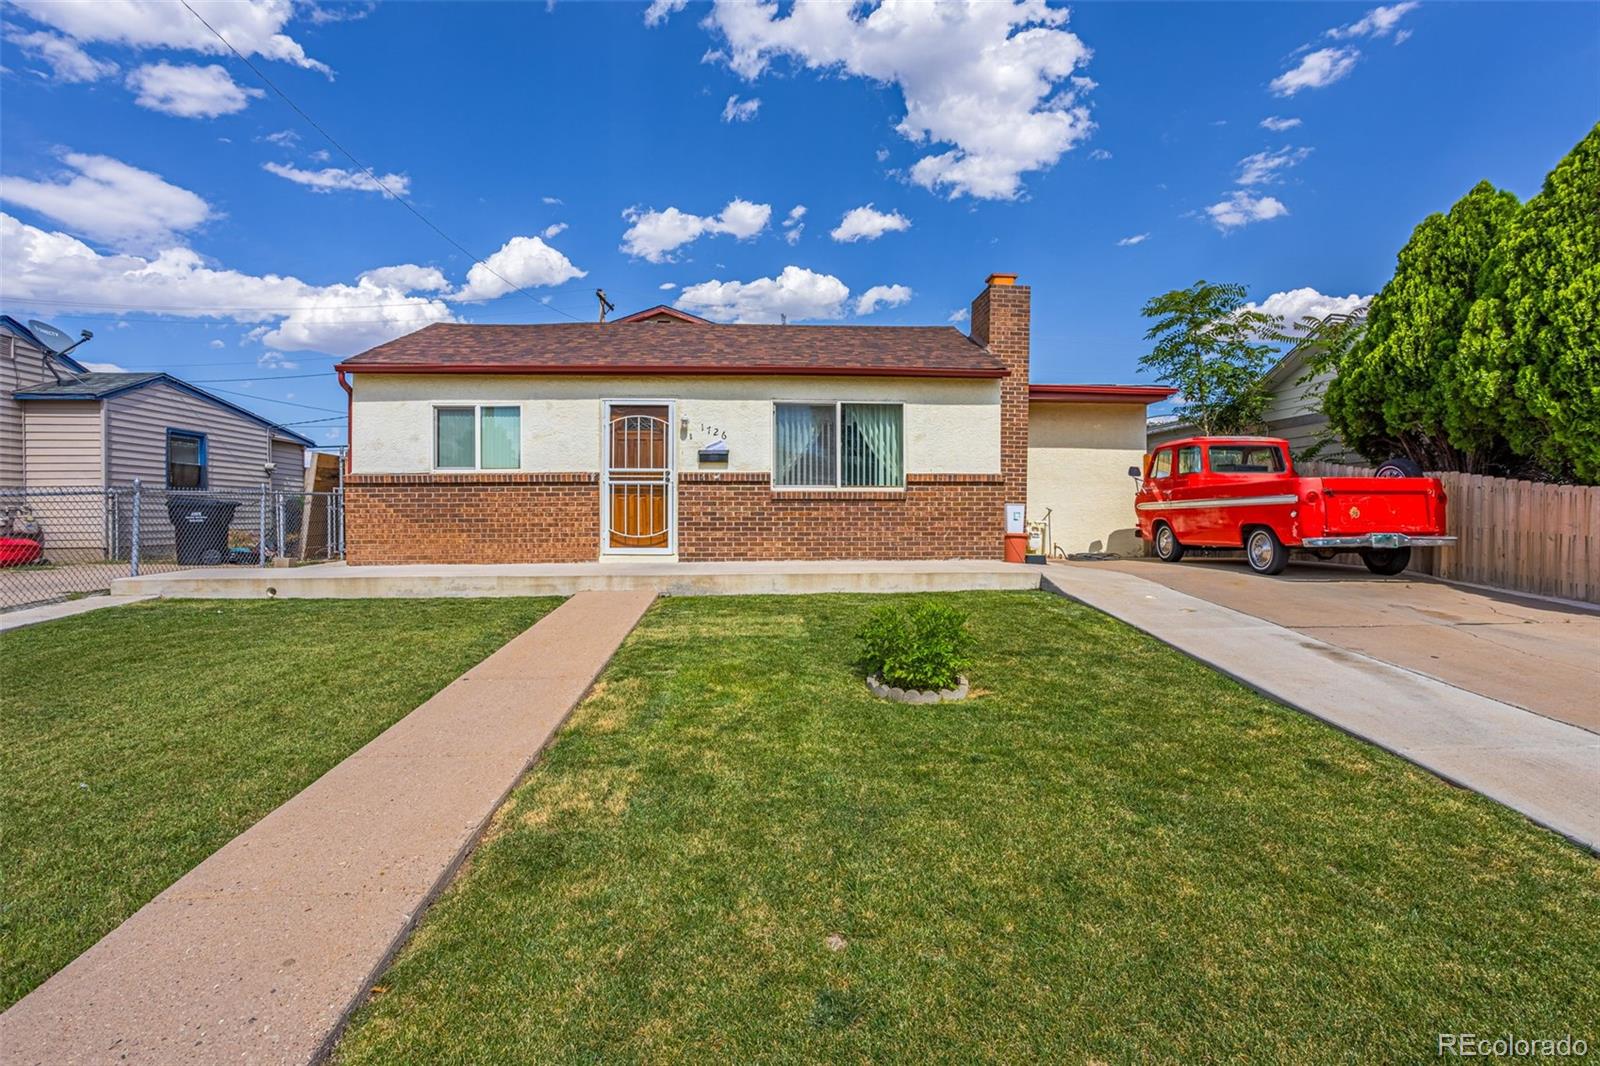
[0,589,657,1066]
[110,559,1044,600]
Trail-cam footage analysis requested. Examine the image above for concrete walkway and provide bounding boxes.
[110,558,1041,600]
[1043,565,1600,853]
[0,589,657,1066]
[0,594,158,634]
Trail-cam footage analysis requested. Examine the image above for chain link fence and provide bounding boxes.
[1,482,343,612]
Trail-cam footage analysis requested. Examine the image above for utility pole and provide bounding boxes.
[596,289,615,323]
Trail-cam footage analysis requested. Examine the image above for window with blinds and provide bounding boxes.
[435,405,521,470]
[773,402,903,488]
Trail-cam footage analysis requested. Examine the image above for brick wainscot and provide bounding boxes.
[677,472,1005,561]
[345,473,599,565]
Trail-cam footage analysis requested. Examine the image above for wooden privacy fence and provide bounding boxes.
[1299,461,1600,604]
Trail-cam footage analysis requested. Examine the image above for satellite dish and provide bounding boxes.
[27,319,77,355]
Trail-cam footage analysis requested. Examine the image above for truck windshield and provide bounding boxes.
[1208,445,1285,473]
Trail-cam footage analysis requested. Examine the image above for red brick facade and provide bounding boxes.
[345,473,599,564]
[969,275,1031,505]
[676,472,1005,561]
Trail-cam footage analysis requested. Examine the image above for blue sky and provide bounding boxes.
[2,1,1595,448]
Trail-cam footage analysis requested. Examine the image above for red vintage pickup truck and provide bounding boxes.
[1133,436,1455,576]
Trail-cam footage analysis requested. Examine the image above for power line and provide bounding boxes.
[177,0,590,325]
[190,371,333,383]
[199,384,343,415]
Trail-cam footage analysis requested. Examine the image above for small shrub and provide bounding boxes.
[857,599,974,692]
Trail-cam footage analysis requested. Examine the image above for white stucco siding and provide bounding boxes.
[350,374,1001,476]
[1027,401,1148,556]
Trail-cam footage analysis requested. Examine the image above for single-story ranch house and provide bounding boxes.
[336,274,1173,564]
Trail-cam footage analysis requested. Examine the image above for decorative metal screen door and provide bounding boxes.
[603,403,674,552]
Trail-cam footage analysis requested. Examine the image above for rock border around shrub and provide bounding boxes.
[866,675,971,704]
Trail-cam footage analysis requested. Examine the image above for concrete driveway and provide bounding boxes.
[1076,557,1600,735]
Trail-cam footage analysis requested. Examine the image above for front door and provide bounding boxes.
[603,403,674,553]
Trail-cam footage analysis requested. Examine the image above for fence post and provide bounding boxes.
[259,483,268,567]
[130,479,142,577]
[276,491,286,562]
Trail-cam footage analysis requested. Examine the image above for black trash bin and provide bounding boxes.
[165,496,241,564]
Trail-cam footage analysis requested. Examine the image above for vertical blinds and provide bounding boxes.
[774,402,902,487]
[435,408,475,468]
[774,403,836,487]
[479,406,520,470]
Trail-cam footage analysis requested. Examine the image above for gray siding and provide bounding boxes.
[2,335,67,484]
[22,401,104,486]
[105,381,275,489]
[270,439,307,493]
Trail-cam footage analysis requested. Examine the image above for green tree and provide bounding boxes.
[1322,180,1521,471]
[1458,124,1600,483]
[1138,281,1283,435]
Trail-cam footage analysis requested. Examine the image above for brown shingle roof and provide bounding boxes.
[336,322,1007,378]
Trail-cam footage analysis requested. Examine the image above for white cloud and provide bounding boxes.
[721,95,761,122]
[675,265,849,323]
[257,350,300,370]
[263,129,300,147]
[1259,115,1302,132]
[7,29,118,82]
[541,195,563,205]
[0,151,212,251]
[0,212,455,355]
[1246,287,1370,326]
[542,222,568,239]
[1327,2,1419,40]
[1088,148,1112,161]
[1206,191,1289,230]
[658,282,677,291]
[208,338,225,348]
[781,204,806,245]
[643,0,687,26]
[830,204,910,243]
[8,0,330,74]
[358,264,448,292]
[1270,47,1358,96]
[1117,232,1149,246]
[705,0,1094,200]
[80,361,129,373]
[947,308,968,324]
[452,235,586,303]
[125,62,263,118]
[855,284,913,315]
[620,198,772,262]
[1236,146,1312,186]
[262,162,410,197]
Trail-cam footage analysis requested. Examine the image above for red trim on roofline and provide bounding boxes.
[1029,384,1177,403]
[611,305,712,324]
[333,362,1009,379]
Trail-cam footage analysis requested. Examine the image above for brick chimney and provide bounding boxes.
[970,272,1029,506]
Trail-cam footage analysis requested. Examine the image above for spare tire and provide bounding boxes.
[1375,456,1424,478]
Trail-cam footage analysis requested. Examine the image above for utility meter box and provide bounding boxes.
[1004,503,1026,534]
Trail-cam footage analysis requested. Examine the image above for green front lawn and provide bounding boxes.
[336,592,1598,1063]
[0,597,560,1008]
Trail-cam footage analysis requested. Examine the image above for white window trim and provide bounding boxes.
[432,403,521,472]
[770,400,905,492]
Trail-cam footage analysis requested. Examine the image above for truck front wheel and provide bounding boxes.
[1152,522,1185,562]
[1244,527,1289,575]
[1360,547,1412,575]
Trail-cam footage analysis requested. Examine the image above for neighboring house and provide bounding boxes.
[336,273,1174,563]
[1,316,314,556]
[1147,311,1364,463]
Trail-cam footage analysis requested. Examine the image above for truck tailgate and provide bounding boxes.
[1316,477,1443,534]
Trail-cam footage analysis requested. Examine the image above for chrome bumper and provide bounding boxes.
[1301,534,1457,549]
